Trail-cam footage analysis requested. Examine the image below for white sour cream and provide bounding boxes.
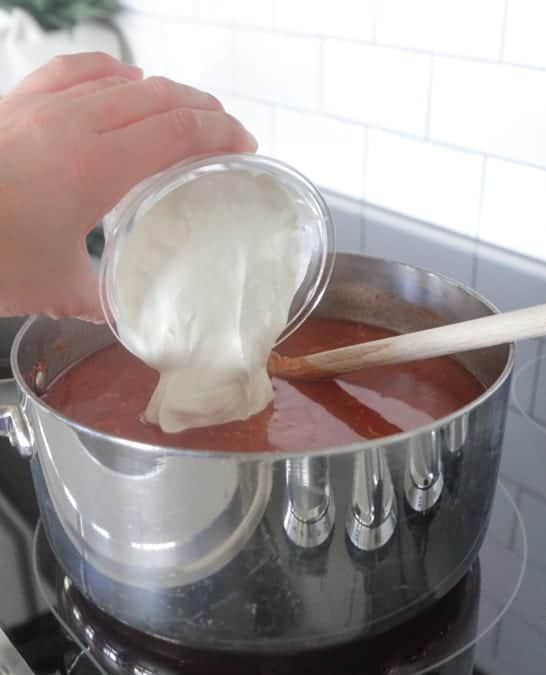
[115,170,305,433]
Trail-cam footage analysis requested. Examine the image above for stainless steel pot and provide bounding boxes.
[0,254,512,653]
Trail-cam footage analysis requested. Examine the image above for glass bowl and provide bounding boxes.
[99,153,336,353]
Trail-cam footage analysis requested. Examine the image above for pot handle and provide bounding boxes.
[0,378,32,457]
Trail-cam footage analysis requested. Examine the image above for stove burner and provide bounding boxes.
[59,565,481,675]
[30,483,526,675]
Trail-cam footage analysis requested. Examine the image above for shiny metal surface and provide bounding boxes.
[444,415,469,455]
[0,254,513,652]
[0,379,32,457]
[346,448,397,551]
[283,456,336,547]
[404,432,444,512]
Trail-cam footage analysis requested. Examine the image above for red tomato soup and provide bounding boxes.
[42,318,484,452]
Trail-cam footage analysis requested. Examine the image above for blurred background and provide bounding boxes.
[2,0,546,264]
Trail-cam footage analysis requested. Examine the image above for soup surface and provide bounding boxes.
[42,318,484,452]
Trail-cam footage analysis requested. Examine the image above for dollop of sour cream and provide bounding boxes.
[115,169,305,433]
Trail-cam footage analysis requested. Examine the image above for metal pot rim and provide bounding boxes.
[10,253,515,462]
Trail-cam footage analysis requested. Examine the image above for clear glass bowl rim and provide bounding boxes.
[98,152,336,352]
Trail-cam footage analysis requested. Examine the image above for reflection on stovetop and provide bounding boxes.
[17,474,522,675]
[26,513,508,675]
[56,563,481,675]
[2,480,528,675]
[0,196,545,674]
[0,459,530,675]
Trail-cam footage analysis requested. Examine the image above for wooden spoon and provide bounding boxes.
[268,303,546,381]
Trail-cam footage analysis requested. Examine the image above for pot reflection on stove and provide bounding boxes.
[404,430,444,513]
[346,447,397,552]
[283,456,336,548]
[443,414,469,456]
[55,556,483,675]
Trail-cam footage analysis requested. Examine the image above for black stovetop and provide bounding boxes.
[0,199,545,675]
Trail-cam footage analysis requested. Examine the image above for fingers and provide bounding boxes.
[58,252,104,323]
[95,108,257,204]
[12,52,142,95]
[1,248,104,323]
[82,76,224,132]
[55,74,136,102]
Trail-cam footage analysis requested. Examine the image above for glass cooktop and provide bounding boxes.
[0,195,545,675]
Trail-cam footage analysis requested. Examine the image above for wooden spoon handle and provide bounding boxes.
[269,303,546,381]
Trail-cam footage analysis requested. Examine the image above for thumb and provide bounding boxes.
[68,254,105,324]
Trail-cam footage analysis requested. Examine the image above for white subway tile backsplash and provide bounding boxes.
[168,24,234,92]
[480,159,546,262]
[365,131,483,236]
[375,0,505,60]
[118,12,174,75]
[323,41,430,136]
[220,96,275,155]
[119,4,546,263]
[430,58,546,167]
[504,0,546,68]
[121,0,195,18]
[195,0,231,23]
[234,31,320,109]
[197,0,274,27]
[120,13,233,91]
[232,0,274,26]
[274,0,375,41]
[274,109,366,198]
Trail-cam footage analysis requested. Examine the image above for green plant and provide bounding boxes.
[0,0,119,31]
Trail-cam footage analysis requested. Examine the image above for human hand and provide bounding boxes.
[0,52,257,321]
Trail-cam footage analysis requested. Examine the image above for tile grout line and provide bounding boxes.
[370,0,379,43]
[360,127,370,253]
[270,0,277,28]
[471,246,479,290]
[507,485,523,552]
[501,461,546,508]
[121,7,546,75]
[498,0,510,62]
[271,105,278,158]
[211,94,546,266]
[362,126,370,203]
[528,339,545,419]
[221,93,546,176]
[475,155,489,241]
[471,156,489,288]
[424,56,435,139]
[229,28,237,96]
[317,37,325,112]
[491,617,502,661]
